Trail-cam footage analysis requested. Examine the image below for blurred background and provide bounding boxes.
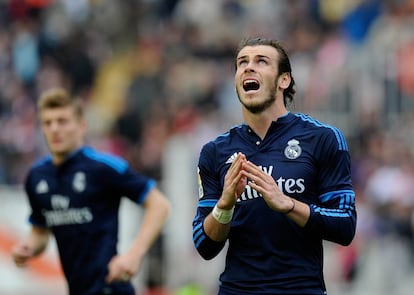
[1,0,414,294]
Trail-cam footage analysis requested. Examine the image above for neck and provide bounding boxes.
[52,153,69,166]
[243,104,288,139]
[52,146,82,166]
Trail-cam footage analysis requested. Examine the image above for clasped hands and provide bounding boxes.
[218,152,293,213]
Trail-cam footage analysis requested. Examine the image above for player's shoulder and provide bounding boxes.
[199,124,243,156]
[293,113,348,150]
[293,113,343,134]
[209,124,244,145]
[199,125,246,165]
[80,146,129,174]
[30,155,53,172]
[25,155,53,185]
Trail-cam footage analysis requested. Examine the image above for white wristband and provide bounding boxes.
[212,204,234,224]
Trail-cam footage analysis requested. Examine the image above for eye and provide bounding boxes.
[258,58,267,65]
[238,60,248,67]
[42,119,51,126]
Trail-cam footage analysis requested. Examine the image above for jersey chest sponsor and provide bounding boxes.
[238,165,305,201]
[41,194,93,227]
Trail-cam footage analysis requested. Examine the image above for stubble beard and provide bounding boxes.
[236,84,277,114]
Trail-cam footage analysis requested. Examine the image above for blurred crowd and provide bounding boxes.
[2,0,414,293]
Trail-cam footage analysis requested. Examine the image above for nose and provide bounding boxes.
[48,121,60,132]
[244,61,256,73]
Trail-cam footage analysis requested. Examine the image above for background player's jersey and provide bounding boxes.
[25,146,156,295]
[193,112,356,295]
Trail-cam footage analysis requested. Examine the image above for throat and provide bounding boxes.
[248,122,271,140]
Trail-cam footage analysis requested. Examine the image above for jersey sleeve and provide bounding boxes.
[25,170,48,228]
[100,154,156,205]
[114,168,155,205]
[192,142,227,260]
[304,128,357,246]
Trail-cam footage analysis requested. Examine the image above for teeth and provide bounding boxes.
[243,79,257,85]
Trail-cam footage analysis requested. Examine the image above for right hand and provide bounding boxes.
[12,244,35,267]
[218,152,247,209]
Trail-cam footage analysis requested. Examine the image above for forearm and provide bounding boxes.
[128,189,170,258]
[192,204,229,260]
[26,226,50,256]
[305,204,357,246]
[203,212,231,242]
[279,197,310,228]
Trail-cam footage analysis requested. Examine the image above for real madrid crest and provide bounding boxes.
[73,171,86,192]
[284,139,302,160]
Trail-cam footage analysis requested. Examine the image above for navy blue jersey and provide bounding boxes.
[193,112,356,295]
[25,146,156,295]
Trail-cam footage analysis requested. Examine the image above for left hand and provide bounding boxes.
[241,160,293,213]
[105,251,142,283]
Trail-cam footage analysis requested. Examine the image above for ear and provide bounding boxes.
[79,117,87,135]
[278,73,291,90]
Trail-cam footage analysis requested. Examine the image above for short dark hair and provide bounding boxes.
[37,88,84,118]
[235,37,296,107]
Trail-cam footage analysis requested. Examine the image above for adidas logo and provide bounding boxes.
[36,180,49,194]
[225,152,238,164]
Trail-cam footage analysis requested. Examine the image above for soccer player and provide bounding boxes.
[192,37,357,295]
[12,88,171,295]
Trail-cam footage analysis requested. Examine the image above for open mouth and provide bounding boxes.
[243,79,260,92]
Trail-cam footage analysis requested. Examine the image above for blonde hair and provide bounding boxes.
[37,88,84,118]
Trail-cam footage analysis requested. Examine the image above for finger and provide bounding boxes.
[243,161,264,175]
[119,273,130,282]
[242,170,264,187]
[109,271,133,283]
[13,257,25,267]
[246,179,260,192]
[12,247,31,267]
[105,267,118,283]
[120,271,133,282]
[14,254,31,267]
[224,155,245,187]
[15,261,29,267]
[12,245,30,256]
[105,273,114,283]
[234,170,247,193]
[227,153,245,177]
[244,162,273,184]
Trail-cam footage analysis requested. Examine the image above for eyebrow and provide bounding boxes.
[237,54,270,61]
